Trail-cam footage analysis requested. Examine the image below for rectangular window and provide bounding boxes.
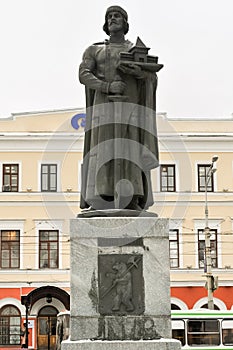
[41,164,57,192]
[39,230,59,268]
[160,164,176,192]
[172,320,185,346]
[198,164,214,192]
[169,229,179,268]
[187,319,220,346]
[222,320,233,345]
[0,230,20,269]
[2,164,19,192]
[198,229,218,268]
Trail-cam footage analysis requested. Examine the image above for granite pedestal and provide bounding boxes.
[61,217,181,350]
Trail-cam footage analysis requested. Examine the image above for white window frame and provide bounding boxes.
[78,160,82,192]
[38,161,61,192]
[195,161,218,193]
[34,220,63,269]
[0,220,24,269]
[0,161,22,192]
[169,219,183,268]
[157,160,180,193]
[194,219,222,268]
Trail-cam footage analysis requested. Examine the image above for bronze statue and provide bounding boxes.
[79,6,163,212]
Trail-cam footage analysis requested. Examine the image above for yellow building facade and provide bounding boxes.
[0,109,232,348]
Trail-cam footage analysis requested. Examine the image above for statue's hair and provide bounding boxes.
[103,6,129,36]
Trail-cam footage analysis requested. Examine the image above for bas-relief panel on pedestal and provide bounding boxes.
[98,254,144,315]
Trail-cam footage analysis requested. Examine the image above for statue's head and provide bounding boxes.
[103,5,129,35]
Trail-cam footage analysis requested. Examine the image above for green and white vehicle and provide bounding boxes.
[172,309,233,349]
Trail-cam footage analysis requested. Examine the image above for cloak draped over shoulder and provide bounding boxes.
[79,39,159,210]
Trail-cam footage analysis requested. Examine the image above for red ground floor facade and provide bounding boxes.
[0,285,233,349]
[171,286,233,310]
[0,286,69,350]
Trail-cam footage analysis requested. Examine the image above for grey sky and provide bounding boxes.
[0,0,232,118]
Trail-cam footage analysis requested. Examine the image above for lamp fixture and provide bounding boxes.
[46,294,52,303]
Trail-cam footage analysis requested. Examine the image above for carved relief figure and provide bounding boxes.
[111,261,134,312]
[99,255,143,315]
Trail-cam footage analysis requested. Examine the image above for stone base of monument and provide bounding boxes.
[61,217,181,350]
[62,339,181,350]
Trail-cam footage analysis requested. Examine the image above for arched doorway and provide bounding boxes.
[37,306,58,350]
[21,286,70,348]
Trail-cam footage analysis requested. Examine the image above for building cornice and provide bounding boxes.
[0,132,232,153]
[171,281,233,287]
[0,131,232,138]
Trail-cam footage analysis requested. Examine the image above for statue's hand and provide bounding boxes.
[118,63,144,78]
[109,81,126,94]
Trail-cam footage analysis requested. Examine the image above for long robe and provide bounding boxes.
[79,39,159,210]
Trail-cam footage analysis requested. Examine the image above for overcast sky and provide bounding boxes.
[0,0,233,119]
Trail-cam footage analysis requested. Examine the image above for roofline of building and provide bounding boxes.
[161,113,233,121]
[167,116,233,121]
[0,132,232,137]
[0,108,232,121]
[0,107,84,120]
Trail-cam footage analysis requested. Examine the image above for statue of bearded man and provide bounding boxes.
[79,6,160,212]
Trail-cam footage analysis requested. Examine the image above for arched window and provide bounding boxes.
[0,305,21,345]
[171,303,181,310]
[201,303,220,310]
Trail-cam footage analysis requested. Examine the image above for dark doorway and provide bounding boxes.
[37,306,58,350]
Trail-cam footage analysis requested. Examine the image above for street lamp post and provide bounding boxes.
[21,295,30,348]
[204,155,218,310]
